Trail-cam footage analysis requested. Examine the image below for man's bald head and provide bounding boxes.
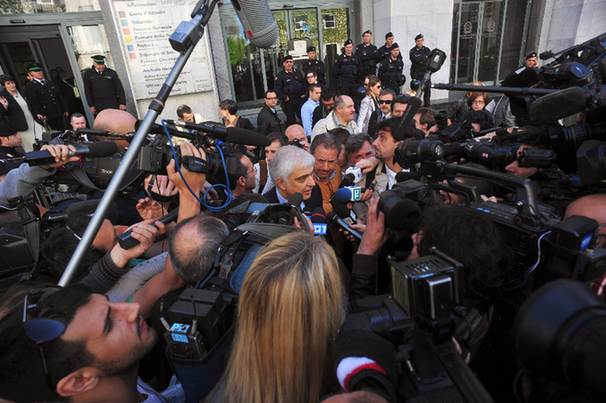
[285,124,309,151]
[565,194,606,224]
[93,109,136,134]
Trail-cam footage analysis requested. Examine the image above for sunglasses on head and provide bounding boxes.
[22,288,66,389]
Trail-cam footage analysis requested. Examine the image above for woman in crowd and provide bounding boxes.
[0,75,44,151]
[209,231,346,403]
[465,91,494,129]
[357,75,381,133]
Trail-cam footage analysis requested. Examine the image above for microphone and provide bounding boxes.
[16,142,118,166]
[135,120,198,141]
[528,86,590,124]
[340,166,363,187]
[332,187,364,203]
[170,120,271,147]
[395,171,420,182]
[231,0,279,48]
[308,208,328,236]
[118,209,179,249]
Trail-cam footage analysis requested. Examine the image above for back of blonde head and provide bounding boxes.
[222,231,346,403]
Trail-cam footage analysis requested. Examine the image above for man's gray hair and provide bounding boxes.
[269,145,315,182]
[168,214,229,284]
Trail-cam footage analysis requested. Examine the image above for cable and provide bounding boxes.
[504,230,552,290]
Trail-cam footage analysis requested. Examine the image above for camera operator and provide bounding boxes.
[353,199,509,359]
[285,123,310,151]
[207,231,347,403]
[69,113,87,131]
[254,132,287,195]
[0,142,79,205]
[565,194,606,250]
[263,145,322,211]
[413,107,437,137]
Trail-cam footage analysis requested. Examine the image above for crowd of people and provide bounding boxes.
[0,27,604,403]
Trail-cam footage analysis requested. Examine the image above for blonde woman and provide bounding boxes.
[357,75,381,133]
[208,231,346,403]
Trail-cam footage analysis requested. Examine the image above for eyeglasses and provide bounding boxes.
[22,288,66,390]
[379,100,393,104]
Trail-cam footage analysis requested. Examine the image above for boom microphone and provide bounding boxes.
[6,142,119,166]
[231,0,279,48]
[529,86,590,124]
[171,121,271,147]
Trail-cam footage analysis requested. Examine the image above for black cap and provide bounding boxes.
[0,75,14,85]
[25,62,42,72]
[283,54,293,62]
[390,42,400,50]
[344,39,353,46]
[385,32,394,39]
[307,46,316,52]
[91,55,106,64]
[414,34,424,41]
[525,51,537,60]
[363,30,372,36]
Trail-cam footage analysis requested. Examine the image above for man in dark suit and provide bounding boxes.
[22,62,68,130]
[262,145,322,212]
[257,90,284,136]
[82,55,127,115]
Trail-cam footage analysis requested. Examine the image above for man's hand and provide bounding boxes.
[36,114,46,122]
[357,197,387,255]
[119,104,127,111]
[144,174,177,199]
[39,144,80,169]
[0,96,8,110]
[356,156,379,174]
[109,220,165,267]
[136,197,163,221]
[166,142,207,193]
[361,188,373,202]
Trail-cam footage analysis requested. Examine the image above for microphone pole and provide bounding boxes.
[59,0,220,287]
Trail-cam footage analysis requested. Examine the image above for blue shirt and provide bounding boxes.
[301,98,320,136]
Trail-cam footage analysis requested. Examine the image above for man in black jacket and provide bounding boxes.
[377,32,396,61]
[333,39,359,98]
[257,90,284,136]
[274,55,306,126]
[301,46,326,85]
[82,55,127,115]
[356,30,379,80]
[312,88,335,127]
[409,34,432,107]
[378,44,405,94]
[22,62,68,130]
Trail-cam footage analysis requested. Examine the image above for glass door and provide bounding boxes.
[451,0,505,84]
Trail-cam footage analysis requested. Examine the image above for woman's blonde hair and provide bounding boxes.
[222,231,346,403]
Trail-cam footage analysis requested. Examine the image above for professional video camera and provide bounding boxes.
[344,291,493,403]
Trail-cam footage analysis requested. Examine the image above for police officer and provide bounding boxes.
[22,62,69,130]
[274,55,306,126]
[82,55,127,115]
[378,43,406,94]
[356,30,379,79]
[301,46,326,86]
[409,33,432,107]
[377,32,397,61]
[333,39,359,98]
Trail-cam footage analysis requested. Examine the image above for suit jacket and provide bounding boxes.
[256,104,283,136]
[23,79,67,122]
[263,186,323,212]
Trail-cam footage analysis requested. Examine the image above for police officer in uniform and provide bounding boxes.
[82,55,127,116]
[301,46,326,86]
[409,33,432,107]
[377,32,397,61]
[379,43,406,94]
[22,63,69,130]
[333,39,359,98]
[356,30,379,79]
[274,55,306,126]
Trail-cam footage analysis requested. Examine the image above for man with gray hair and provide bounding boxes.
[311,95,360,141]
[263,145,322,211]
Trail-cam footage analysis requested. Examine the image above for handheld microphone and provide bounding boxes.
[307,208,328,236]
[17,142,118,166]
[332,186,364,203]
[170,120,271,147]
[231,0,279,49]
[340,166,363,187]
[118,209,179,250]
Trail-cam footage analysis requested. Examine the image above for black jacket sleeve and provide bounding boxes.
[112,71,126,105]
[79,252,124,294]
[350,253,378,300]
